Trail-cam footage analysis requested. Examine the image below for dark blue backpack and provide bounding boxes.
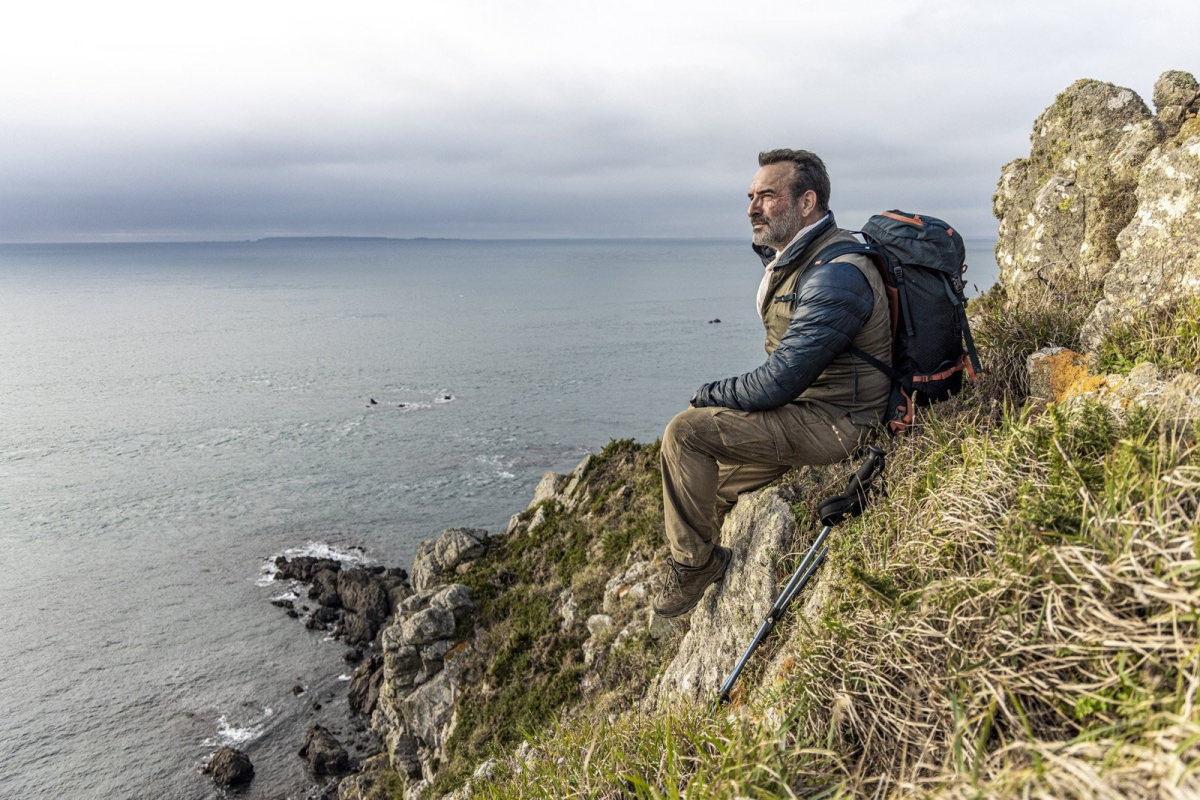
[813,210,982,434]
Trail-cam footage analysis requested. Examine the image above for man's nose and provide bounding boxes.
[747,196,760,217]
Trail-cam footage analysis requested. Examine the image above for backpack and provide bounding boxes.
[812,210,982,435]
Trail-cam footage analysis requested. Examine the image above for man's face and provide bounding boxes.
[747,162,803,250]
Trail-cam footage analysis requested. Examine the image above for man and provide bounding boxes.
[653,149,892,618]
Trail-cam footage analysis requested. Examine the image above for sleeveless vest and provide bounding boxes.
[759,225,892,424]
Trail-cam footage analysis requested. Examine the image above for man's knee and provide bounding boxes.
[663,407,713,454]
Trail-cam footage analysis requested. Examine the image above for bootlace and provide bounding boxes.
[661,560,683,594]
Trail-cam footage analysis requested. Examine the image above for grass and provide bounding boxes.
[474,397,1200,799]
[1094,295,1200,376]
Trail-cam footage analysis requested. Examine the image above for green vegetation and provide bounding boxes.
[425,438,674,796]
[477,396,1200,798]
[1095,295,1200,375]
[460,286,1200,799]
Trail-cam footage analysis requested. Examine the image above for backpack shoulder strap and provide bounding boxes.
[809,240,906,383]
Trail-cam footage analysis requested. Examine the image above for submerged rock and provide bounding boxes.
[203,746,254,787]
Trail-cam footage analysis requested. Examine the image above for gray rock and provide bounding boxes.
[528,471,564,509]
[650,485,797,707]
[382,630,422,690]
[586,614,614,639]
[411,528,487,591]
[558,588,578,632]
[203,746,254,787]
[347,655,384,716]
[401,669,457,749]
[993,77,1158,296]
[428,584,474,622]
[1153,70,1200,133]
[528,505,547,533]
[416,639,455,686]
[401,607,456,646]
[398,592,428,616]
[298,724,349,775]
[1083,109,1200,346]
[337,612,378,646]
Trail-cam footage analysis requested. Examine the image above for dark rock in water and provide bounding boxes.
[298,724,350,775]
[368,398,378,406]
[203,746,254,787]
[286,609,299,619]
[708,318,721,324]
[310,568,342,608]
[292,684,305,695]
[312,607,339,625]
[312,702,322,710]
[338,567,390,622]
[344,648,363,664]
[397,403,406,408]
[271,598,295,610]
[347,655,384,716]
[338,612,378,646]
[276,556,342,583]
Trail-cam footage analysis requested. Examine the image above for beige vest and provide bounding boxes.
[759,226,892,424]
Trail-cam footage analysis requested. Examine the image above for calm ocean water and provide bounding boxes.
[0,237,998,798]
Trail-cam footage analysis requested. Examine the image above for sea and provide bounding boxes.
[0,237,998,799]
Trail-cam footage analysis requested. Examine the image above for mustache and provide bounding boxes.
[750,215,768,225]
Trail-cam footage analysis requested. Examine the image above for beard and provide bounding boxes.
[751,199,803,250]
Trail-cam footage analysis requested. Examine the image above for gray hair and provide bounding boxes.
[757,149,831,212]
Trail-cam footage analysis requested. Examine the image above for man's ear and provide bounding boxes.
[801,189,819,217]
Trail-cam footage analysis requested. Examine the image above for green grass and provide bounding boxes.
[1094,295,1200,375]
[473,399,1200,798]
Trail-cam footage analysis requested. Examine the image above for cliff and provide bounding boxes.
[339,70,1200,799]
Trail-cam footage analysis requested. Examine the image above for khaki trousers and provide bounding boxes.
[661,402,867,566]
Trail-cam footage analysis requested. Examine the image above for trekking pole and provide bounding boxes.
[711,444,886,714]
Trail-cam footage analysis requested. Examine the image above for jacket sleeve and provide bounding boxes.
[691,261,874,412]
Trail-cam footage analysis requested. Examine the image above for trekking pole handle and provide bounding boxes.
[844,444,886,500]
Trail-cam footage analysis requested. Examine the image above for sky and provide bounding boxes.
[0,0,1196,243]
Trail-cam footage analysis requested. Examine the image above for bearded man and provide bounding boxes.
[653,149,893,618]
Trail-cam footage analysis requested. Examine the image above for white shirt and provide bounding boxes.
[755,214,830,320]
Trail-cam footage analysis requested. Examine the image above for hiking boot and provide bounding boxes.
[653,545,732,618]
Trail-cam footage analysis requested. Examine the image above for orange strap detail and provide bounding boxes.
[911,353,976,384]
[882,211,923,227]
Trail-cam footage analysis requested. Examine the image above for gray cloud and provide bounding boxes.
[0,1,1195,242]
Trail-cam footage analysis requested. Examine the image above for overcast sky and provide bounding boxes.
[0,1,1195,242]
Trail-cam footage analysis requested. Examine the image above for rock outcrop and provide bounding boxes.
[299,724,350,775]
[371,568,478,789]
[1026,346,1200,429]
[203,746,254,787]
[650,486,798,706]
[993,69,1200,348]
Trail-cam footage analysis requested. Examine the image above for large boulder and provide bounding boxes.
[993,78,1159,294]
[400,607,456,646]
[649,485,797,706]
[298,724,350,775]
[203,746,254,787]
[411,528,486,591]
[1082,116,1200,346]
